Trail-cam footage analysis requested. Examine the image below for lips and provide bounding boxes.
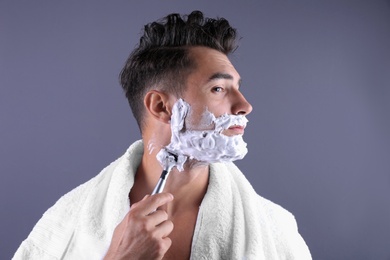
[225,125,245,135]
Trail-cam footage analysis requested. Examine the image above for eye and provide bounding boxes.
[212,86,224,93]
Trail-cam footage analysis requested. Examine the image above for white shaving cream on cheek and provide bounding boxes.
[156,99,248,171]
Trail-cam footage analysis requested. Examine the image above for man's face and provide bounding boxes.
[180,47,253,136]
[156,47,252,170]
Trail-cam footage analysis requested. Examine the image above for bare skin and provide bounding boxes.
[104,46,252,260]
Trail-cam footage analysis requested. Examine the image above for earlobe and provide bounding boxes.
[144,90,172,124]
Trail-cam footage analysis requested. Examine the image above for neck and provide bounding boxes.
[129,143,209,216]
[163,165,209,215]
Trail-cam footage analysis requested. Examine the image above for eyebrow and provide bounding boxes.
[207,73,242,85]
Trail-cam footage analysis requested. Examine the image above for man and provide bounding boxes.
[14,11,311,259]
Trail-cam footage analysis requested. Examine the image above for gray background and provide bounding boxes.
[1,1,389,259]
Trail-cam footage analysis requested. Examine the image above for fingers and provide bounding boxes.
[132,192,174,216]
[149,208,169,225]
[127,192,174,233]
[154,216,174,238]
[104,193,174,259]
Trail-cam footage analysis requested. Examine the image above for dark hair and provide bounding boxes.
[120,10,238,131]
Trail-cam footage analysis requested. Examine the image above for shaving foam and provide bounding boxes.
[156,99,248,171]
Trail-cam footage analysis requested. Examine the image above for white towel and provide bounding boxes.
[13,141,141,259]
[191,162,312,259]
[13,140,311,259]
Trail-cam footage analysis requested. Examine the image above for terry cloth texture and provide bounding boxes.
[13,140,311,260]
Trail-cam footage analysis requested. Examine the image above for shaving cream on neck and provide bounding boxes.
[156,99,248,171]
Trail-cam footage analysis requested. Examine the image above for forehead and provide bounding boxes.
[187,47,240,84]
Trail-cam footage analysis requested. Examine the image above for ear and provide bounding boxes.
[144,90,172,124]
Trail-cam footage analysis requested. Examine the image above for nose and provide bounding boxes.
[231,90,253,116]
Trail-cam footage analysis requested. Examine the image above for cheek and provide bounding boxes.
[206,105,228,118]
[185,109,200,129]
[185,108,210,130]
[184,105,219,131]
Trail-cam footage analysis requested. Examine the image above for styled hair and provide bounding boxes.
[120,10,238,130]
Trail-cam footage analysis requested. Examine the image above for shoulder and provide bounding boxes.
[255,194,301,239]
[13,152,127,259]
[219,162,312,259]
[217,162,295,219]
[45,154,125,218]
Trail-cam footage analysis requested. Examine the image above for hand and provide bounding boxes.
[104,193,174,260]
